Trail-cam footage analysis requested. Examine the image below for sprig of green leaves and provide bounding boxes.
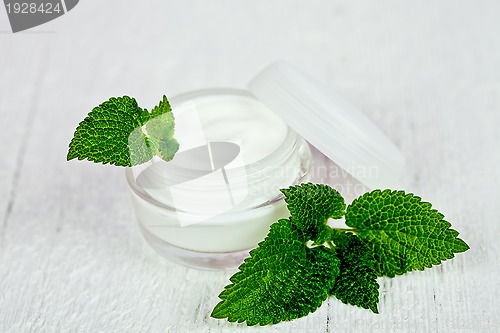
[67,96,178,167]
[212,183,469,326]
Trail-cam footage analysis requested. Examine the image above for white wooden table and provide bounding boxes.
[1,1,499,332]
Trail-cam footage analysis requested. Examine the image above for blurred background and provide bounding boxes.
[1,1,499,332]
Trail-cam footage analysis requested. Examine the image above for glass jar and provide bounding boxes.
[126,89,312,270]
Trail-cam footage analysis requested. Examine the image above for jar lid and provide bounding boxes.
[248,61,405,189]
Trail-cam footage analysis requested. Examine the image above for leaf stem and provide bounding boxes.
[332,228,358,234]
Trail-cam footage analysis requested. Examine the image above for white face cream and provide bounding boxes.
[175,93,289,164]
[126,90,311,269]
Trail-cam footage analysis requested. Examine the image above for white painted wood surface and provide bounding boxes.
[1,1,499,332]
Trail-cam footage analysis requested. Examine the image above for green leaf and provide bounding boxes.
[146,96,179,162]
[281,183,346,242]
[330,232,379,313]
[211,219,340,326]
[312,224,334,246]
[67,95,179,167]
[345,190,470,277]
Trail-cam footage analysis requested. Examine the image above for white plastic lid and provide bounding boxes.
[248,61,405,189]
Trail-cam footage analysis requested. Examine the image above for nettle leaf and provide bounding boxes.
[330,232,379,313]
[312,224,334,246]
[345,190,470,277]
[67,95,178,167]
[146,96,179,162]
[211,219,340,326]
[281,183,345,241]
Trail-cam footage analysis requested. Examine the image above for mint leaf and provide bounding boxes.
[312,224,334,246]
[67,96,178,167]
[330,232,379,313]
[211,219,340,326]
[146,96,179,161]
[281,183,345,241]
[345,190,470,277]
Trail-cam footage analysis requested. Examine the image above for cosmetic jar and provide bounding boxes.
[127,89,311,269]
